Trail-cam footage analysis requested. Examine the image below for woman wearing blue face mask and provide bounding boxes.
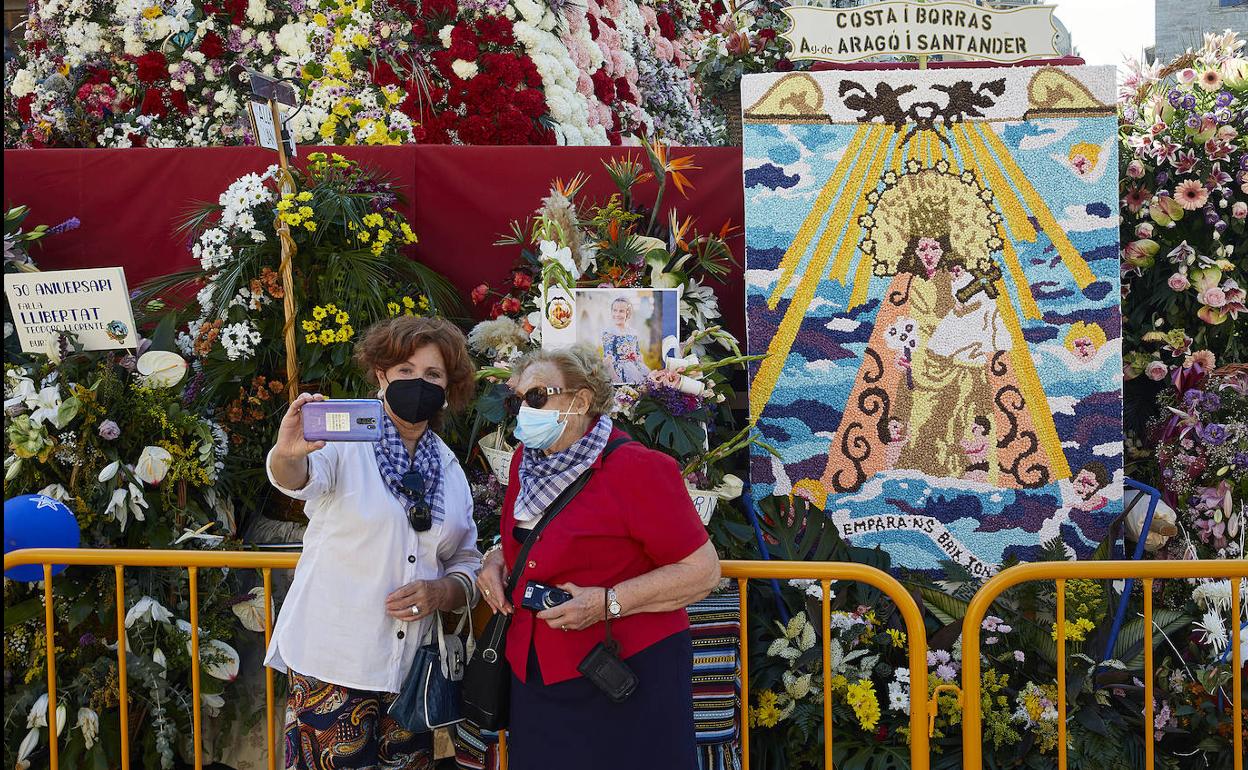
[475,345,721,770]
[266,316,482,770]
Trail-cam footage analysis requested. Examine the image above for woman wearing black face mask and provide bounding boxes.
[266,316,481,770]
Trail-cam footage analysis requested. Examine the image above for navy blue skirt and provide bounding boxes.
[506,630,698,770]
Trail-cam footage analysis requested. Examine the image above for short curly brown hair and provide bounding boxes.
[353,316,476,414]
[511,344,616,418]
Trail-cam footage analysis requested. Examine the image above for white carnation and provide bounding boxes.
[451,59,479,79]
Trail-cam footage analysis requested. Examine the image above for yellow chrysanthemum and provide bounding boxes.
[324,304,339,314]
[304,221,317,232]
[305,333,318,344]
[297,206,314,218]
[845,679,881,732]
[402,296,415,309]
[387,302,400,316]
[319,329,336,345]
[301,320,319,332]
[296,191,313,202]
[312,12,328,26]
[418,295,430,311]
[336,327,352,342]
[335,311,349,325]
[312,306,328,320]
[142,5,163,18]
[358,230,371,242]
[276,200,293,211]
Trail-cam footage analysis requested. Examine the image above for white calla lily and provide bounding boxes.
[136,351,188,388]
[26,694,48,728]
[153,647,168,678]
[4,375,36,412]
[176,619,241,681]
[202,692,225,717]
[98,459,121,483]
[538,240,579,279]
[124,595,174,628]
[134,446,172,485]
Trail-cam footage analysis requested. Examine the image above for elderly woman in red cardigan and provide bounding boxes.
[476,344,720,769]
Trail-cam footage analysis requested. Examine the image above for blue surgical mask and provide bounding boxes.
[513,404,574,451]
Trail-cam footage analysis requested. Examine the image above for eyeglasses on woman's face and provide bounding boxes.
[503,386,566,416]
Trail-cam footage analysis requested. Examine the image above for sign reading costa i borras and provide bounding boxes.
[783,1,1060,63]
[4,267,138,353]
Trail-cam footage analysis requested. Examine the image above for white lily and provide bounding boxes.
[37,484,71,502]
[4,374,36,412]
[98,459,121,483]
[16,727,39,769]
[5,455,21,482]
[26,695,66,736]
[105,487,129,530]
[124,596,174,628]
[27,385,62,427]
[77,707,99,749]
[153,647,168,678]
[176,619,241,680]
[134,446,172,485]
[538,239,579,279]
[202,692,225,717]
[137,351,189,388]
[714,474,745,501]
[127,482,148,523]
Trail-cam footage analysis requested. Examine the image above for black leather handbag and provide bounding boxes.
[461,437,630,730]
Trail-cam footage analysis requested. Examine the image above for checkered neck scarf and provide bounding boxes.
[373,414,446,526]
[513,415,613,524]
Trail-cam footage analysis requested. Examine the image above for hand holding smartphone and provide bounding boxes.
[301,399,384,442]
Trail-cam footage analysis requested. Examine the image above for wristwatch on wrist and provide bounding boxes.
[606,588,622,619]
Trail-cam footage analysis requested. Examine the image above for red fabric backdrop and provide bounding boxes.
[2,146,746,334]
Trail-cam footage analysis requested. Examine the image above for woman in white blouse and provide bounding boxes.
[266,316,482,770]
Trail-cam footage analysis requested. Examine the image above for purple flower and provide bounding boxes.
[98,420,120,440]
[1202,392,1221,411]
[48,217,80,236]
[1185,114,1202,129]
[1215,91,1232,108]
[1198,423,1228,445]
[1183,389,1205,407]
[1168,89,1183,107]
[79,632,96,647]
[1233,452,1248,469]
[1181,94,1197,110]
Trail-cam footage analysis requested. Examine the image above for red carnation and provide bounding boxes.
[83,65,112,85]
[16,94,34,122]
[500,296,522,315]
[139,88,168,118]
[169,89,189,114]
[614,76,635,103]
[136,51,169,84]
[223,0,246,25]
[203,2,219,13]
[198,32,225,60]
[591,69,616,104]
[758,28,777,42]
[512,272,533,291]
[411,19,427,39]
[369,59,399,87]
[514,88,545,119]
[471,284,490,305]
[776,58,794,72]
[458,114,493,145]
[424,0,457,19]
[608,130,622,146]
[656,11,676,40]
[586,14,599,39]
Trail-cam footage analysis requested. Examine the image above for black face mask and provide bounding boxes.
[384,378,445,424]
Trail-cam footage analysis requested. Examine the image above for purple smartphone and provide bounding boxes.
[302,399,384,442]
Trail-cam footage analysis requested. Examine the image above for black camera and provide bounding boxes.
[521,581,573,611]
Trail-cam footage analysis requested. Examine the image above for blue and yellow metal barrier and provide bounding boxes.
[9,549,1241,770]
[961,560,1246,770]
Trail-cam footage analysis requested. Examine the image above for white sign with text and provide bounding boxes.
[783,1,1060,63]
[5,267,138,353]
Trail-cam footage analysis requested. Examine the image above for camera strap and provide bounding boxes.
[502,437,632,601]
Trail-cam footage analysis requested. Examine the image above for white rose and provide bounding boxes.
[11,69,37,98]
[438,24,454,48]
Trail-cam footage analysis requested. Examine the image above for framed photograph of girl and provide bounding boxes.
[541,287,680,385]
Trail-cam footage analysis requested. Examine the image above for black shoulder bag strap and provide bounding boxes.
[461,436,631,730]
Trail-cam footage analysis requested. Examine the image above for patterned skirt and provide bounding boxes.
[284,670,434,770]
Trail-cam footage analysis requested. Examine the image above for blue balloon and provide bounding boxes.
[4,494,81,582]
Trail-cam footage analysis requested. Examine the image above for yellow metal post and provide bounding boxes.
[1144,579,1154,770]
[43,563,60,770]
[115,565,131,770]
[263,568,276,770]
[821,579,833,768]
[189,567,203,770]
[738,578,750,767]
[1232,578,1242,770]
[1056,579,1067,769]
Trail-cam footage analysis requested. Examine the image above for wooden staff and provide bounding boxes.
[268,98,301,405]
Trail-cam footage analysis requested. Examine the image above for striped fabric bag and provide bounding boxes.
[454,588,742,770]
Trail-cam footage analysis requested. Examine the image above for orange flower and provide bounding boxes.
[648,139,700,198]
[553,172,589,198]
[668,210,694,252]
